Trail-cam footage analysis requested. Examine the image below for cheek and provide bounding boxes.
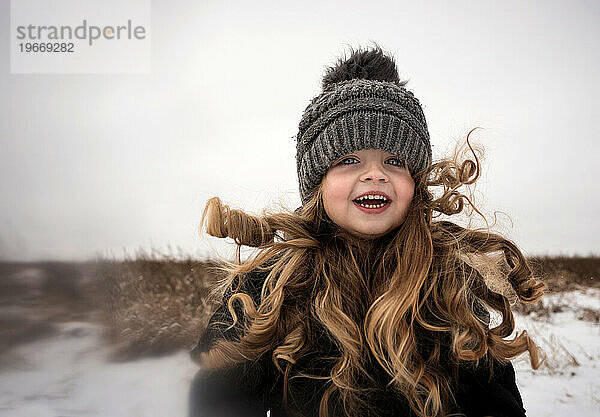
[407,183,415,199]
[395,177,415,202]
[321,174,352,214]
[326,185,348,202]
[323,176,352,201]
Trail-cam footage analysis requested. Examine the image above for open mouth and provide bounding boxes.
[353,195,391,209]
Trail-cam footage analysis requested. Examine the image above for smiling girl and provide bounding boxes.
[188,45,546,417]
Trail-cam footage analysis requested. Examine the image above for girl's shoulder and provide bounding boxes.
[191,253,282,356]
[454,356,526,417]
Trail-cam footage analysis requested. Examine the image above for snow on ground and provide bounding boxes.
[511,287,600,417]
[0,289,598,417]
[0,321,198,417]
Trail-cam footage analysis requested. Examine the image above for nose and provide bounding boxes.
[359,161,389,183]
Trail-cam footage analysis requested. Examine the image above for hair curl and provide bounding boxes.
[195,128,546,417]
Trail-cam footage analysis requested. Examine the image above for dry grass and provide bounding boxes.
[95,248,226,361]
[510,255,600,321]
[531,332,583,375]
[577,307,600,323]
[1,253,598,364]
[527,254,600,291]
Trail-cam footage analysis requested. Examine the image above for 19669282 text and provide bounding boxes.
[18,43,74,53]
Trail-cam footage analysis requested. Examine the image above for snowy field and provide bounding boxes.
[0,288,598,417]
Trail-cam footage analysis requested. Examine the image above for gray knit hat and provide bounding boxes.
[296,46,432,205]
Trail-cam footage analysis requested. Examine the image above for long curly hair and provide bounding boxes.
[194,129,546,417]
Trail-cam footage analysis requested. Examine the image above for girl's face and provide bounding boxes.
[321,149,415,239]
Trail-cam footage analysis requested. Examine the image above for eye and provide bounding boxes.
[386,157,406,167]
[337,156,358,166]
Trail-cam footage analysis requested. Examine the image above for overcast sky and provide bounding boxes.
[1,0,598,262]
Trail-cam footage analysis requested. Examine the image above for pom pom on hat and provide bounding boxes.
[321,44,407,89]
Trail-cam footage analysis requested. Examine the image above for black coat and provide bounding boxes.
[188,266,526,417]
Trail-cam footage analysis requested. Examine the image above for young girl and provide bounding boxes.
[187,45,546,417]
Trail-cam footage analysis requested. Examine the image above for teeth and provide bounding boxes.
[357,202,386,208]
[355,194,388,202]
[354,194,389,209]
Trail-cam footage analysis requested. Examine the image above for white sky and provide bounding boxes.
[1,0,598,261]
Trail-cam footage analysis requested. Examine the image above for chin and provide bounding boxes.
[360,223,404,240]
[351,228,393,240]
